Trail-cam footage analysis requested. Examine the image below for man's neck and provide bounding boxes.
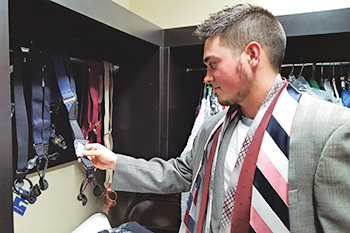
[240,74,281,119]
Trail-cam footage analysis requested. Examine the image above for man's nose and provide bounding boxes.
[203,72,213,84]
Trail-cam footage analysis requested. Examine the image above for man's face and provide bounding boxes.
[203,35,253,107]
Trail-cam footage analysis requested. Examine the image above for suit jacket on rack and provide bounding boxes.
[112,91,350,233]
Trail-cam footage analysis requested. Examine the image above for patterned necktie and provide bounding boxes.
[228,83,300,233]
[248,85,300,232]
[196,125,222,233]
[221,131,253,227]
[249,115,291,232]
[221,80,284,228]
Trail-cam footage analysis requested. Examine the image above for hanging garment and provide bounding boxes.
[290,76,340,104]
[52,52,102,206]
[78,62,90,138]
[29,48,59,193]
[13,47,62,204]
[309,63,320,89]
[86,60,102,143]
[180,84,224,219]
[341,89,350,108]
[12,46,29,182]
[12,46,40,204]
[309,77,320,89]
[102,61,116,214]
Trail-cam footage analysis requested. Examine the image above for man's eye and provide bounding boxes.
[209,62,216,69]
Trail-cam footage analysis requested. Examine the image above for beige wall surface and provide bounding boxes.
[14,162,105,233]
[128,0,350,28]
[111,0,130,10]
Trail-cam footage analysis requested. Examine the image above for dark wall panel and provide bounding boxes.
[0,0,14,231]
[113,48,161,159]
[167,45,205,159]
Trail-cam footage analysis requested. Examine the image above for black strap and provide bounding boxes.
[12,47,45,204]
[31,48,51,150]
[12,46,29,174]
[28,48,59,193]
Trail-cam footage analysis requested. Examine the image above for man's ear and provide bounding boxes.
[245,41,261,69]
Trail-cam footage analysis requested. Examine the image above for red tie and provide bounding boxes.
[230,82,288,233]
[196,126,222,233]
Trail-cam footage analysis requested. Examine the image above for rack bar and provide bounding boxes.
[281,61,350,67]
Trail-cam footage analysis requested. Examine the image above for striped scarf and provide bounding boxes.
[180,78,301,233]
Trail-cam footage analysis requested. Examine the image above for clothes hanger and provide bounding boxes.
[320,63,324,83]
[331,63,340,99]
[309,62,320,89]
[287,64,296,82]
[345,62,350,91]
[289,63,294,76]
[340,62,346,91]
[298,63,305,78]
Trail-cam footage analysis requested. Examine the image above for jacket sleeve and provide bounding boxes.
[111,110,228,194]
[111,150,195,194]
[314,119,350,232]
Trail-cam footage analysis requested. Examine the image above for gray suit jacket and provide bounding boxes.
[113,93,350,233]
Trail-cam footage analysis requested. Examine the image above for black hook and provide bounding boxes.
[13,178,41,204]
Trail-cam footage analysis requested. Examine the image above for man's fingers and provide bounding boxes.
[82,149,100,157]
[85,143,99,150]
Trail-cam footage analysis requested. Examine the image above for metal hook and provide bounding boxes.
[328,63,331,80]
[288,64,294,77]
[311,63,316,78]
[320,63,324,83]
[298,63,305,77]
[113,65,120,73]
[340,62,344,77]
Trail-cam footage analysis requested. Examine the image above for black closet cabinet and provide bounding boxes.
[1,0,350,232]
[3,0,168,231]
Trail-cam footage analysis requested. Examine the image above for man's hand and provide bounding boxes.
[81,143,117,170]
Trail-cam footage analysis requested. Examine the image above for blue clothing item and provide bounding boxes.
[341,90,350,108]
[99,222,153,233]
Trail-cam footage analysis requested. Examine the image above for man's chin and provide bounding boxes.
[218,99,232,107]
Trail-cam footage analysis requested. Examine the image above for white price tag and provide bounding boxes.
[74,139,89,157]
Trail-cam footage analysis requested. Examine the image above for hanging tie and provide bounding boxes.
[196,125,223,233]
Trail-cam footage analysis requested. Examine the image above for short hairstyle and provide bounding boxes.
[194,3,286,71]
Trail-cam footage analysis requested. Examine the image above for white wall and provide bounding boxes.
[128,0,350,28]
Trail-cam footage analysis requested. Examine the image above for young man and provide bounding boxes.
[83,4,350,232]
